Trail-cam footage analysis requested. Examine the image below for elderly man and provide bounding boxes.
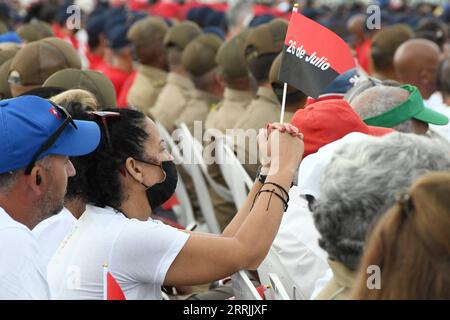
[351,84,448,134]
[0,96,100,299]
[394,39,441,104]
[312,133,450,299]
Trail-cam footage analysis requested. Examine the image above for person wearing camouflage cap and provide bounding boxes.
[7,37,82,97]
[233,19,288,179]
[203,31,256,230]
[151,21,202,132]
[175,33,224,134]
[205,30,255,133]
[125,16,169,114]
[17,21,54,43]
[371,24,414,81]
[43,68,117,108]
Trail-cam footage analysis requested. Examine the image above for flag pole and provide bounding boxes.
[103,263,108,301]
[280,3,299,123]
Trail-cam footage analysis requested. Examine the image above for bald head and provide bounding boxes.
[394,39,441,99]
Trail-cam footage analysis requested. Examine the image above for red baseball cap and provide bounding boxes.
[290,99,395,158]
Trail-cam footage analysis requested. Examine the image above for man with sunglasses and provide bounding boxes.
[0,95,100,299]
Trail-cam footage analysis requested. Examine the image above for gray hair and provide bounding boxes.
[351,85,413,133]
[0,157,53,194]
[313,133,450,271]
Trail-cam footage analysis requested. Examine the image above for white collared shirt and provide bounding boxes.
[0,207,50,299]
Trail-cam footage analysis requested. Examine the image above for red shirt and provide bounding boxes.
[96,63,131,96]
[86,50,106,71]
[117,71,137,108]
[355,39,372,74]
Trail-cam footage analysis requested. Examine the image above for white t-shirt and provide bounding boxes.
[257,186,329,300]
[32,208,77,266]
[426,101,450,142]
[0,207,50,300]
[47,204,189,300]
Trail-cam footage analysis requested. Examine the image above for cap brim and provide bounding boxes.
[367,126,396,137]
[46,119,101,158]
[19,86,65,99]
[413,107,449,126]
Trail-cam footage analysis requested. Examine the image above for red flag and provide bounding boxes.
[103,265,126,300]
[279,7,356,98]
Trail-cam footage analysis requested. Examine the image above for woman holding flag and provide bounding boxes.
[47,108,304,300]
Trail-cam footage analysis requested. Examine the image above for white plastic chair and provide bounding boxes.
[174,123,222,234]
[215,136,254,209]
[267,273,291,300]
[155,122,196,227]
[231,270,262,300]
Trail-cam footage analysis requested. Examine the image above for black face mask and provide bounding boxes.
[142,161,178,210]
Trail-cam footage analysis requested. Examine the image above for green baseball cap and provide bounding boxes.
[43,68,117,107]
[0,48,19,66]
[364,85,449,127]
[182,34,223,77]
[164,21,202,50]
[216,30,250,79]
[0,59,13,99]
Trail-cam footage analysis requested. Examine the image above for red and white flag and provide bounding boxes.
[103,264,126,300]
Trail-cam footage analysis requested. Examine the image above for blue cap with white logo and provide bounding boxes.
[0,95,101,174]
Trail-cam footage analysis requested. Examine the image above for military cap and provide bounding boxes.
[0,59,13,99]
[216,30,250,79]
[17,21,54,43]
[43,69,117,107]
[245,18,288,61]
[8,37,81,86]
[182,33,223,77]
[127,16,169,48]
[0,47,19,66]
[164,21,202,50]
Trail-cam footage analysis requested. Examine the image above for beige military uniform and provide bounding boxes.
[176,89,218,134]
[126,64,167,115]
[232,86,294,179]
[150,72,194,132]
[314,260,356,300]
[205,88,254,133]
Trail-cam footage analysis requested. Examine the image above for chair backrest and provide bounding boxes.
[176,123,222,234]
[231,270,262,300]
[267,273,291,300]
[155,122,196,227]
[216,136,253,209]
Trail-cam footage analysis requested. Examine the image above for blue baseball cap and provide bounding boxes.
[0,95,101,174]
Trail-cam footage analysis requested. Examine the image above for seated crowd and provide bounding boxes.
[0,0,449,300]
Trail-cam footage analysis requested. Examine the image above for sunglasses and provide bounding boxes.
[24,102,78,175]
[88,111,121,149]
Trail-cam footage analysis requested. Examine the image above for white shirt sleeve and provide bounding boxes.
[109,219,189,286]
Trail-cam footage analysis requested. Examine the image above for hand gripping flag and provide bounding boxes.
[103,264,126,300]
[279,5,356,99]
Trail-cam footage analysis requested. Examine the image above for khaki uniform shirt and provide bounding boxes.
[205,88,254,133]
[151,72,194,132]
[126,64,167,115]
[175,89,218,135]
[231,86,294,178]
[314,260,356,300]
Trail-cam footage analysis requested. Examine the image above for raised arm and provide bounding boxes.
[164,124,304,286]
